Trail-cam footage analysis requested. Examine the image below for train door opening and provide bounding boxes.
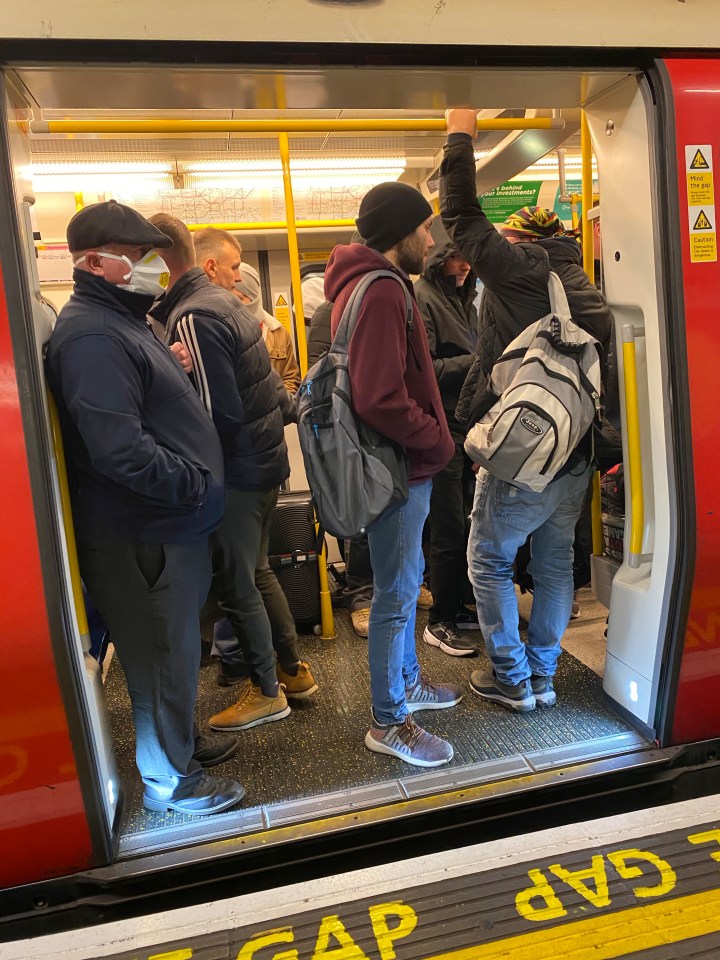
[0,59,683,862]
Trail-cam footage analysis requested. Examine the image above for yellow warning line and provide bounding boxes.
[424,886,720,959]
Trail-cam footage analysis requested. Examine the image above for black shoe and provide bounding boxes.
[469,670,536,712]
[143,772,245,815]
[217,661,250,687]
[530,674,557,707]
[423,622,479,657]
[193,734,239,767]
[455,608,482,631]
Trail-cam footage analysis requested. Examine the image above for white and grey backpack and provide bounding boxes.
[464,271,601,493]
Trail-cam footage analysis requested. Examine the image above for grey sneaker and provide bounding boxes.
[531,674,557,707]
[469,670,536,713]
[365,714,453,767]
[405,675,463,713]
[423,622,479,657]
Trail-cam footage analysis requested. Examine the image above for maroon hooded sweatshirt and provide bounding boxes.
[325,243,454,484]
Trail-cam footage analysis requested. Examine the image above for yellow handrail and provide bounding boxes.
[621,324,645,568]
[30,117,565,136]
[47,390,90,639]
[592,469,603,557]
[278,132,307,374]
[278,130,336,640]
[187,219,355,232]
[580,110,604,557]
[580,111,595,286]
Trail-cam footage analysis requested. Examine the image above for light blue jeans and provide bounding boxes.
[468,465,592,686]
[367,479,432,725]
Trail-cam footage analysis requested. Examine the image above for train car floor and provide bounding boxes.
[104,588,649,855]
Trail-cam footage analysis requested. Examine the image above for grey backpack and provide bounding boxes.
[464,271,601,492]
[296,270,411,538]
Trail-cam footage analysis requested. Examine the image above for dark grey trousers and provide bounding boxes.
[210,486,298,691]
[78,536,212,792]
[428,441,476,624]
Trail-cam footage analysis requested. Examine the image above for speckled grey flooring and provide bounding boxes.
[104,604,634,841]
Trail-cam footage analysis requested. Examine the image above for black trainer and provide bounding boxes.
[423,622,479,657]
[217,660,249,687]
[455,608,482,631]
[192,734,239,767]
[530,674,557,707]
[469,670,536,712]
[143,772,245,815]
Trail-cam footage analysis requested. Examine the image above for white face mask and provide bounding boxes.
[74,250,170,297]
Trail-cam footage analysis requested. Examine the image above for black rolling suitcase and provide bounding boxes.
[267,490,322,627]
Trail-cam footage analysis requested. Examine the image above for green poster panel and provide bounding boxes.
[478,181,543,223]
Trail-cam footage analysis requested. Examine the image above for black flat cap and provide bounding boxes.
[67,199,173,253]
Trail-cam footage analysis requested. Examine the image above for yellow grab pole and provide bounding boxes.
[580,111,595,285]
[592,469,603,557]
[278,131,336,640]
[622,324,645,568]
[580,110,604,558]
[74,192,84,211]
[47,391,90,641]
[278,133,308,375]
[31,117,565,136]
[187,219,355,232]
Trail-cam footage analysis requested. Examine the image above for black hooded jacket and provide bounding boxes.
[413,219,478,436]
[440,134,614,430]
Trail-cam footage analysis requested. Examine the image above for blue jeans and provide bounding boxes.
[468,465,592,686]
[367,479,432,725]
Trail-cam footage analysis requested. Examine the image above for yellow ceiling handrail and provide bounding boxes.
[187,219,355,231]
[30,117,565,135]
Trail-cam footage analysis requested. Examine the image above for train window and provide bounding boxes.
[0,61,681,874]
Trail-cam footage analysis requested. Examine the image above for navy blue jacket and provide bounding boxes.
[151,269,290,491]
[45,271,225,544]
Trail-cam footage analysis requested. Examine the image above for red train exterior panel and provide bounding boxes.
[665,59,720,743]
[0,266,93,886]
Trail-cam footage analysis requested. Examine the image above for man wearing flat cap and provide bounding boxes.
[45,199,244,815]
[324,181,460,769]
[441,109,614,715]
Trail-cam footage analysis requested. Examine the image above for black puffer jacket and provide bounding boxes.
[414,218,478,436]
[441,134,614,429]
[307,299,333,367]
[151,268,289,491]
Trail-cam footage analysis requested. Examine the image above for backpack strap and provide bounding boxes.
[547,270,572,322]
[331,269,414,354]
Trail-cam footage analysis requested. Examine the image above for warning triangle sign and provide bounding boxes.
[690,149,710,170]
[693,209,713,230]
[275,295,287,306]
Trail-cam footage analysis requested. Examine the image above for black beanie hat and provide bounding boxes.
[356,182,433,252]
